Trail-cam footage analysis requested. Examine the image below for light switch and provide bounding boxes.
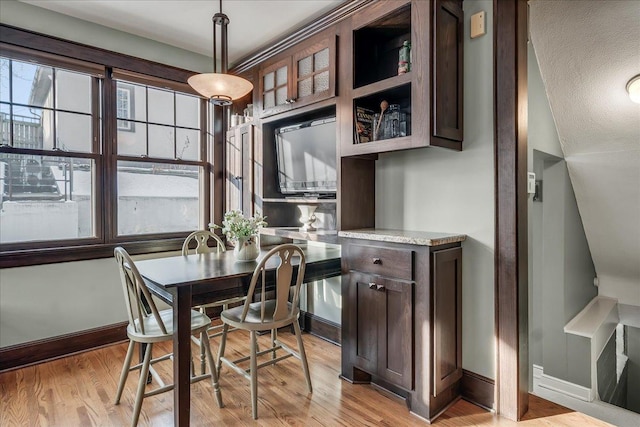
[527,172,536,194]
[471,11,486,39]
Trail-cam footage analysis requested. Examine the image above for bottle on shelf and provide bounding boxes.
[398,40,411,75]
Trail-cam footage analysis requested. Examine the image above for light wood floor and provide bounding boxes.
[1,328,612,426]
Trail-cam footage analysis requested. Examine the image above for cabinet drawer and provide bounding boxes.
[346,244,413,281]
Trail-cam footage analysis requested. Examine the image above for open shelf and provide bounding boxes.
[260,227,338,244]
[353,3,411,88]
[263,197,337,204]
[353,82,411,145]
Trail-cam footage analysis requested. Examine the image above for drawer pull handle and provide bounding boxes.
[372,257,382,265]
[368,282,377,289]
[376,284,386,292]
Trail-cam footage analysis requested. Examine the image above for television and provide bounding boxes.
[275,116,337,196]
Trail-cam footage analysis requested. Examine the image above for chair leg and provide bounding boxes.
[250,330,258,420]
[200,307,207,375]
[201,331,224,408]
[271,328,277,360]
[293,320,312,393]
[131,342,153,427]
[114,340,135,404]
[217,323,229,374]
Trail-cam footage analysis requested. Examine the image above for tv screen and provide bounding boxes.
[275,116,337,195]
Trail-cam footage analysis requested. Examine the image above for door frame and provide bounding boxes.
[493,0,529,421]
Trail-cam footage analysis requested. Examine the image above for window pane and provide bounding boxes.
[55,70,92,113]
[275,66,288,86]
[263,71,274,91]
[176,128,199,161]
[0,153,94,243]
[12,106,49,150]
[116,82,146,121]
[276,86,287,105]
[148,124,174,158]
[0,58,9,103]
[176,93,199,128]
[148,87,174,125]
[1,103,9,145]
[298,56,312,78]
[12,61,52,108]
[57,111,92,152]
[298,78,312,98]
[118,121,146,156]
[314,48,330,71]
[314,71,330,93]
[264,91,275,109]
[117,161,200,235]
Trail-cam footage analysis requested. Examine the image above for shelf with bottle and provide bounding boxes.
[353,3,411,89]
[353,83,411,146]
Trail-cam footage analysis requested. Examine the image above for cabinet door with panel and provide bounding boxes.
[258,32,336,118]
[347,271,413,391]
[432,246,462,396]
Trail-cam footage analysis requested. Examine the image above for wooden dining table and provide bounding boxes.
[134,243,341,427]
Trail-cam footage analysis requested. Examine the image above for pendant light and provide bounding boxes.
[188,0,253,105]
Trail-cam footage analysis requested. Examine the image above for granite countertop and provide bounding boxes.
[337,228,467,246]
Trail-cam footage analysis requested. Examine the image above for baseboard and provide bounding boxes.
[0,321,128,372]
[300,311,341,346]
[532,364,593,401]
[461,369,495,411]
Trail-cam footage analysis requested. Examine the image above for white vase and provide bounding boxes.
[233,235,260,262]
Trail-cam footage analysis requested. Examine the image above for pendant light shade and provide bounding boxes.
[188,73,253,106]
[188,0,253,105]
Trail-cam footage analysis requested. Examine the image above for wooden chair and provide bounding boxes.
[113,247,223,427]
[217,244,312,420]
[181,230,247,374]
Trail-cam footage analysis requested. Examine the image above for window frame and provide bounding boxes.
[0,27,221,267]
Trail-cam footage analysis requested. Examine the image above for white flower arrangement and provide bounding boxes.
[211,210,267,242]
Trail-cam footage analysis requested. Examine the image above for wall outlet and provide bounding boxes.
[471,11,486,39]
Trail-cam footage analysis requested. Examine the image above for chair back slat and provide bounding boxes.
[240,244,306,323]
[182,230,226,255]
[114,247,168,336]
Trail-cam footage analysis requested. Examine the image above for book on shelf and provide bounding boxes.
[354,106,375,144]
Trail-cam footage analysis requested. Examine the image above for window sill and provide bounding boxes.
[0,238,185,268]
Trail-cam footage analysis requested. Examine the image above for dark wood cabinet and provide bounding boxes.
[341,0,464,156]
[258,31,336,118]
[348,271,413,390]
[341,236,463,422]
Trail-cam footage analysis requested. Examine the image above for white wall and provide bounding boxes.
[375,0,495,379]
[528,44,598,389]
[0,0,211,73]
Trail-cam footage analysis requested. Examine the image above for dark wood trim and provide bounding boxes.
[231,0,374,73]
[300,311,341,346]
[0,24,196,83]
[0,322,128,372]
[461,369,495,412]
[494,0,529,421]
[0,238,185,268]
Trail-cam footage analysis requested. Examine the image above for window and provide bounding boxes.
[116,84,135,131]
[0,56,100,245]
[0,40,214,266]
[114,79,203,236]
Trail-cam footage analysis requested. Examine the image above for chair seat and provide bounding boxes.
[221,300,299,331]
[127,308,212,343]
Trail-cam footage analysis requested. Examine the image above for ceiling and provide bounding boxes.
[530,0,640,305]
[19,0,344,66]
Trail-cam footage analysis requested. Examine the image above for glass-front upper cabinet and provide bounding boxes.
[258,30,336,118]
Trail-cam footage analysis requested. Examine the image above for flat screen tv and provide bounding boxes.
[275,116,337,196]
